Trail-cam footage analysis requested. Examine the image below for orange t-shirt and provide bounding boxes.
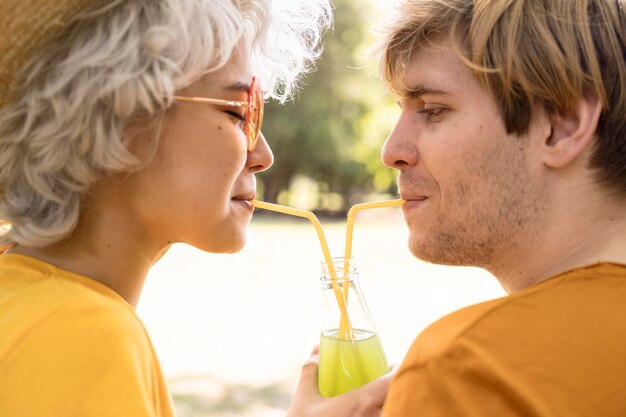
[0,254,176,417]
[384,263,626,416]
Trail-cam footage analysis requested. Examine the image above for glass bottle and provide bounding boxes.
[317,257,389,397]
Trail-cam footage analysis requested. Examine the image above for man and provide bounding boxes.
[376,0,626,415]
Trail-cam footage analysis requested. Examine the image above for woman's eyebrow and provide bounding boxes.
[223,81,251,92]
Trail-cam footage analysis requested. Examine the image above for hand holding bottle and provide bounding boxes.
[286,347,393,417]
[250,199,403,416]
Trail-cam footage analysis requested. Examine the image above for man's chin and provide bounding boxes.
[408,235,463,266]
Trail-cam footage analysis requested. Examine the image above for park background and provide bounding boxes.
[136,0,506,416]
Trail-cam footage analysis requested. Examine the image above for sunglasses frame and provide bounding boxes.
[174,76,263,151]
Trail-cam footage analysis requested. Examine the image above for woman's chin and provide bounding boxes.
[194,234,247,254]
[220,241,246,254]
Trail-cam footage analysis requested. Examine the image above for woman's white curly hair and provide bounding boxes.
[0,0,331,246]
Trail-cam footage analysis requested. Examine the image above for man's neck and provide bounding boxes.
[492,185,626,293]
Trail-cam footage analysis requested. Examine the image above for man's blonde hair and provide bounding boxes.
[377,0,626,194]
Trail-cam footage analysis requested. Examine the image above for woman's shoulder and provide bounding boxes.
[0,256,169,417]
[0,254,150,356]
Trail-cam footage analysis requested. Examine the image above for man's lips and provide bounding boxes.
[398,175,433,202]
[400,194,428,213]
[399,193,428,202]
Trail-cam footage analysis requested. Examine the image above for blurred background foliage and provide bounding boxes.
[258,0,399,214]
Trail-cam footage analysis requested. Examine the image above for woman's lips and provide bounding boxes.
[232,198,254,211]
[232,192,255,211]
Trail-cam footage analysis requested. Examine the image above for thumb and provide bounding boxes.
[294,346,322,399]
[349,369,393,409]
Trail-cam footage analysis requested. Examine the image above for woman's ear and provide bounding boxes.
[542,95,602,168]
[122,117,164,165]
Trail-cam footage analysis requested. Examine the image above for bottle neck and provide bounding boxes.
[320,256,357,281]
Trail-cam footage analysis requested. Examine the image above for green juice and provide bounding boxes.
[318,328,390,397]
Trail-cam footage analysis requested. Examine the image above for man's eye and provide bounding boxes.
[418,107,447,121]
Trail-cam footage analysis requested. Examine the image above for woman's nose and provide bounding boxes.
[247,131,274,173]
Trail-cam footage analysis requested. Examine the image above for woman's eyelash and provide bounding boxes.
[225,110,245,121]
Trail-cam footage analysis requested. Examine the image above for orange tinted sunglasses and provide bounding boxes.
[174,76,264,151]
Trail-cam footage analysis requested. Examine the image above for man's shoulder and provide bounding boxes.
[402,262,626,368]
[402,295,509,366]
[385,263,626,416]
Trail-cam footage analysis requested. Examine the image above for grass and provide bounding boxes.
[170,375,292,417]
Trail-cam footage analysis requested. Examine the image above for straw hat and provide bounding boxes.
[0,0,93,108]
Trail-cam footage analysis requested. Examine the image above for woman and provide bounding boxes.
[0,1,389,416]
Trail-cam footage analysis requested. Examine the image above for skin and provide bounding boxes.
[286,347,391,417]
[7,45,391,416]
[8,49,273,307]
[382,35,626,292]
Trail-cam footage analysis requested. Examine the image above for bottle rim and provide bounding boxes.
[319,256,357,281]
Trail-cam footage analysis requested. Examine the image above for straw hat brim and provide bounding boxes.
[0,0,93,108]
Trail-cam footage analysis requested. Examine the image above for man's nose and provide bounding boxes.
[381,114,419,170]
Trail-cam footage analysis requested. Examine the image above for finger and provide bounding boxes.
[304,345,320,367]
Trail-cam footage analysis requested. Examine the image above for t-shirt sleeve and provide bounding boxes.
[383,342,549,417]
[4,301,165,417]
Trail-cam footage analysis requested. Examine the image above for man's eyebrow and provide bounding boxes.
[404,85,449,99]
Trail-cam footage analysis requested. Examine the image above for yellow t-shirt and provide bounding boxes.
[384,263,626,416]
[0,254,175,417]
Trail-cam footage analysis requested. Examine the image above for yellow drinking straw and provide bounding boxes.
[252,199,405,340]
[251,200,354,339]
[342,199,405,300]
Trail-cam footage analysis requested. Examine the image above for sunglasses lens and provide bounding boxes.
[247,77,263,151]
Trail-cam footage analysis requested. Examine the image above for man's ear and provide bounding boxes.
[542,95,602,168]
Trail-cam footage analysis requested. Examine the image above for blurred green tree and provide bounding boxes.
[258,0,398,212]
